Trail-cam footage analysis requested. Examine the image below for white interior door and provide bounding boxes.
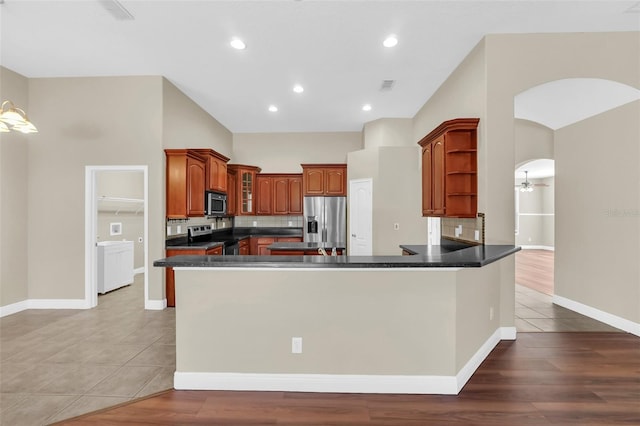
[349,178,372,255]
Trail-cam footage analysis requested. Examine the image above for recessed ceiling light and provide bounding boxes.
[268,105,278,112]
[362,104,372,112]
[230,38,246,50]
[383,35,398,48]
[293,84,304,94]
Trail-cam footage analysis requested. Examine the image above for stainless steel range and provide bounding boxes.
[187,225,239,255]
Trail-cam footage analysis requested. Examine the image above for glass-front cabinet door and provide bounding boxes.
[241,170,254,214]
[228,165,260,216]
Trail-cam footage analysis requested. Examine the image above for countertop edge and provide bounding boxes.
[154,245,520,269]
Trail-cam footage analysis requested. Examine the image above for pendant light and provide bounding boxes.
[0,100,38,134]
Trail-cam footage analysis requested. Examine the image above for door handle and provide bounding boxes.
[351,234,356,238]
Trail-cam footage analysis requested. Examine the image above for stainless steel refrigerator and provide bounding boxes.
[303,196,346,243]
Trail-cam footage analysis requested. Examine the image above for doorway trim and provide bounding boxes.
[84,165,149,309]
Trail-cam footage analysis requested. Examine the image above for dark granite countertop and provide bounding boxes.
[154,245,520,269]
[166,227,302,250]
[268,242,346,251]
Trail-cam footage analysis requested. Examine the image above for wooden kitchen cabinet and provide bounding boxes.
[238,238,250,255]
[256,173,304,215]
[165,246,222,307]
[301,164,347,196]
[256,175,273,215]
[227,164,261,215]
[418,118,479,218]
[249,236,303,255]
[227,169,237,216]
[191,149,230,193]
[288,175,303,214]
[256,237,275,255]
[165,149,206,219]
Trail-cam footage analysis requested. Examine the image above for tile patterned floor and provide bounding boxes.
[0,275,175,425]
[0,276,621,425]
[515,284,621,332]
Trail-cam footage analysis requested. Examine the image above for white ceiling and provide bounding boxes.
[515,159,555,179]
[514,78,640,130]
[1,0,639,133]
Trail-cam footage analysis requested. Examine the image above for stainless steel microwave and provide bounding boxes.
[206,191,227,216]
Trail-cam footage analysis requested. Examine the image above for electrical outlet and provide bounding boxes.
[253,221,257,227]
[474,230,480,241]
[288,221,293,226]
[393,223,400,231]
[177,225,182,234]
[166,226,172,236]
[291,337,302,354]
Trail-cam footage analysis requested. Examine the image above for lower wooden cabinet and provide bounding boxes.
[239,238,250,255]
[165,247,221,307]
[249,236,303,255]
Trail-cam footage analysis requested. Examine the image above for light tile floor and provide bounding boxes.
[0,278,622,425]
[515,284,621,332]
[0,275,175,425]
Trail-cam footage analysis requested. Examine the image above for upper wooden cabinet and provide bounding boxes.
[165,149,206,219]
[227,168,237,216]
[256,173,304,215]
[418,118,479,218]
[301,164,347,196]
[191,149,230,193]
[227,164,261,215]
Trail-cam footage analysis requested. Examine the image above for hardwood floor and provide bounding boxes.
[516,249,554,295]
[54,333,640,425]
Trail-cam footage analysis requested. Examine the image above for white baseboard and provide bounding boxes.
[0,298,91,317]
[520,245,554,251]
[174,326,514,395]
[553,295,640,337]
[134,267,145,275]
[1,297,166,317]
[145,298,167,310]
[0,300,29,317]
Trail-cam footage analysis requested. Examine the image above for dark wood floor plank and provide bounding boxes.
[53,333,640,426]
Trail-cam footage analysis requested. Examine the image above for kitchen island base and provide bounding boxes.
[172,258,516,395]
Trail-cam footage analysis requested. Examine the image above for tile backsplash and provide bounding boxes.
[441,214,485,245]
[166,216,233,237]
[166,215,303,238]
[235,215,303,228]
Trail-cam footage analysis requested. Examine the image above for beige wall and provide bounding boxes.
[363,118,413,149]
[515,119,554,167]
[97,170,145,269]
[1,74,233,306]
[516,177,555,247]
[482,32,639,324]
[175,263,509,378]
[232,132,362,173]
[162,79,233,158]
[0,67,30,307]
[26,76,164,300]
[347,146,427,254]
[555,101,640,323]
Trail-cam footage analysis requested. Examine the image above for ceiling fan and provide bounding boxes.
[515,171,549,192]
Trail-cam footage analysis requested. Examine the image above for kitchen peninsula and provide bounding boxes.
[155,244,519,395]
